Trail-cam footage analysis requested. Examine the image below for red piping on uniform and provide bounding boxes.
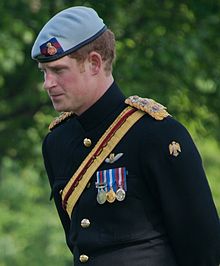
[62,108,136,210]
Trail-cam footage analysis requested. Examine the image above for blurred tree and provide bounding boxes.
[0,0,220,165]
[0,0,219,265]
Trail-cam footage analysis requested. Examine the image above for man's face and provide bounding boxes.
[38,56,92,114]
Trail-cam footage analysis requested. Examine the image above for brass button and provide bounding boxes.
[86,182,91,189]
[83,138,92,147]
[79,254,89,263]
[59,189,63,195]
[81,218,91,228]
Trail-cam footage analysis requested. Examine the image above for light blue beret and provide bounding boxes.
[31,6,107,62]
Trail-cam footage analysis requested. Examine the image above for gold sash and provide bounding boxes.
[61,106,145,218]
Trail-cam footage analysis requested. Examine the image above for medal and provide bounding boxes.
[106,187,116,203]
[96,171,107,204]
[105,168,116,203]
[96,167,127,204]
[97,189,107,204]
[115,167,127,201]
[116,187,126,201]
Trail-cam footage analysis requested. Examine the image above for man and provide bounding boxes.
[31,6,220,266]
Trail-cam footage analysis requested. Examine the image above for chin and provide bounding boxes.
[53,105,65,112]
[55,106,73,113]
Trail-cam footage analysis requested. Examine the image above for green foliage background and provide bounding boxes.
[0,0,219,265]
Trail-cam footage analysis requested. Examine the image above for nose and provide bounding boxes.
[43,72,57,90]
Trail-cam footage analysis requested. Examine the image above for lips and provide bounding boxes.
[50,93,63,98]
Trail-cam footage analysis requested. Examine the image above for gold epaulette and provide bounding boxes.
[125,95,170,120]
[49,111,74,130]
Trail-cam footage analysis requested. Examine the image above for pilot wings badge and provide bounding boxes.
[105,153,123,164]
[169,141,181,157]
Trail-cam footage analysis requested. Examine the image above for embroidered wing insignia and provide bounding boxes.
[105,153,124,164]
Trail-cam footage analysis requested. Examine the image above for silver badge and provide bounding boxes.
[97,189,107,204]
[116,187,126,201]
[105,153,124,164]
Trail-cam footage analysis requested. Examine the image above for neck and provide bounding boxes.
[76,74,114,116]
[99,74,114,96]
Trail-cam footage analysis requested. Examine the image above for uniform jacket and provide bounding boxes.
[42,82,220,266]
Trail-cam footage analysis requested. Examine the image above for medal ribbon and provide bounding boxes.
[96,170,107,191]
[61,106,145,218]
[115,167,127,191]
[106,169,116,192]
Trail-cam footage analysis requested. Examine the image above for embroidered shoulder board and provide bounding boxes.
[125,95,170,120]
[49,111,74,130]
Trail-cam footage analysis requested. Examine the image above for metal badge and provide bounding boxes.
[97,189,107,204]
[47,42,57,55]
[105,153,123,164]
[116,187,126,201]
[96,181,107,205]
[169,141,181,157]
[96,167,127,204]
[106,187,116,203]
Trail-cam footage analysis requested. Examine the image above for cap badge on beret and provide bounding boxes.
[47,42,57,55]
[40,37,64,57]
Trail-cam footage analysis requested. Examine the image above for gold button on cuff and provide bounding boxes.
[79,254,89,263]
[81,218,91,228]
[83,138,92,147]
[59,189,63,195]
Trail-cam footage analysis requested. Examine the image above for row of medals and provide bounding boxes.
[96,182,126,204]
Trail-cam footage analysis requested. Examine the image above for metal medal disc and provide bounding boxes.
[97,189,107,204]
[116,187,126,201]
[106,188,116,203]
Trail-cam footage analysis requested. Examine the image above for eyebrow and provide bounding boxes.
[38,63,68,71]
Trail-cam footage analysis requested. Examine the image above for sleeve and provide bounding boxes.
[141,117,220,266]
[42,134,73,253]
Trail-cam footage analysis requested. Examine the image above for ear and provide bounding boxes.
[88,51,102,75]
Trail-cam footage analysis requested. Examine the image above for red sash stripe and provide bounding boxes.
[62,107,136,210]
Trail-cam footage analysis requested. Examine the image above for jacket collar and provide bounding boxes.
[76,81,125,131]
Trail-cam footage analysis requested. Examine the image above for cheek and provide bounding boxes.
[60,69,89,96]
[58,74,76,90]
[65,77,87,98]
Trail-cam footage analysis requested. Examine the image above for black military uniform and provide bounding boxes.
[42,82,220,266]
